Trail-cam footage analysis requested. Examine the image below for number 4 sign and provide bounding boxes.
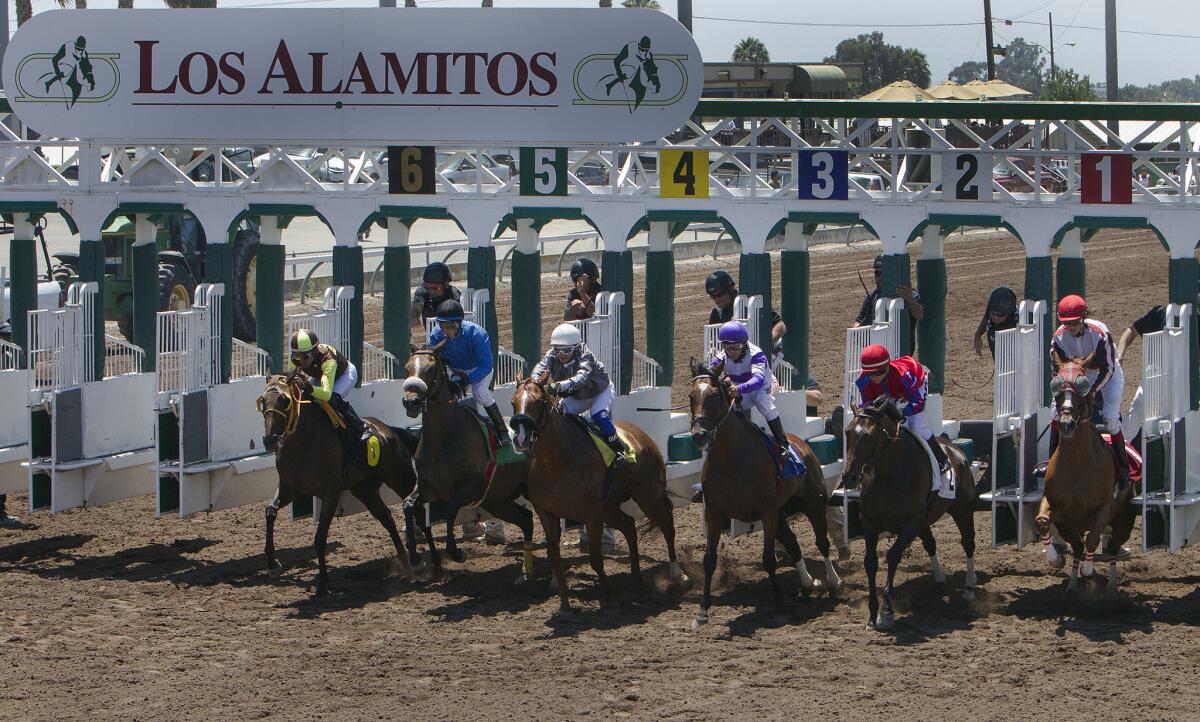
[797,150,848,200]
[659,149,709,198]
[1081,153,1133,204]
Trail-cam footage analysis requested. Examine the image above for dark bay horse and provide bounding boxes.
[687,362,840,628]
[842,397,977,630]
[257,373,415,597]
[1035,358,1136,596]
[509,375,684,614]
[402,345,536,583]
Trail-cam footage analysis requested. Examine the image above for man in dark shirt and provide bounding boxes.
[705,270,786,353]
[564,258,602,321]
[410,261,462,329]
[1116,305,1167,444]
[853,254,923,351]
[973,286,1019,359]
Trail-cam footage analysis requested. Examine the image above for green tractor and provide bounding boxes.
[49,213,261,342]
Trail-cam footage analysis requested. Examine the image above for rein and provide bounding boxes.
[408,348,449,403]
[690,374,738,437]
[259,375,310,442]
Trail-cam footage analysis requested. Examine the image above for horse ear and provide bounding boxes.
[1050,348,1066,371]
[516,369,524,382]
[409,343,418,355]
[712,359,725,377]
[1079,351,1096,369]
[535,371,549,386]
[689,355,699,376]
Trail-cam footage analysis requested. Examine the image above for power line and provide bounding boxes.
[693,15,981,29]
[1009,18,1200,40]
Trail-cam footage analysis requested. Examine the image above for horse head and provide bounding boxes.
[256,373,300,452]
[687,356,732,451]
[509,372,554,454]
[1050,357,1095,439]
[402,340,448,418]
[841,396,902,489]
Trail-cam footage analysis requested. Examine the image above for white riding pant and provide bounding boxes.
[902,409,933,439]
[455,368,495,408]
[560,384,615,417]
[333,363,358,398]
[737,387,780,422]
[1123,385,1145,439]
[1097,371,1125,428]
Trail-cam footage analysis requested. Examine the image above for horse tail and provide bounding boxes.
[389,425,420,456]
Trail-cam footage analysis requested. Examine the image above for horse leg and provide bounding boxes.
[605,506,641,591]
[629,478,685,586]
[880,518,922,629]
[800,477,841,595]
[584,516,613,607]
[350,483,413,581]
[1103,503,1137,595]
[863,526,881,629]
[485,500,536,587]
[693,508,724,630]
[918,526,946,594]
[1082,509,1113,579]
[760,510,784,616]
[402,491,430,570]
[537,508,572,614]
[1034,495,1065,569]
[774,516,813,599]
[312,494,340,598]
[264,482,297,575]
[1058,528,1085,600]
[442,499,466,564]
[950,501,978,601]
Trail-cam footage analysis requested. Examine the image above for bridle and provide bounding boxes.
[689,373,737,439]
[843,402,901,485]
[509,377,559,448]
[1051,360,1095,432]
[404,348,450,412]
[257,374,308,446]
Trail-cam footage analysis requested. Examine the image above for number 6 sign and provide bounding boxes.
[797,150,848,200]
[1081,153,1133,204]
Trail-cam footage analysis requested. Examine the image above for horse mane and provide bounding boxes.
[689,356,723,384]
[864,395,902,424]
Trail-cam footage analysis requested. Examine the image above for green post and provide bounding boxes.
[8,235,37,368]
[1025,255,1054,405]
[1056,257,1086,301]
[383,244,410,377]
[1168,256,1200,410]
[467,246,498,358]
[644,250,675,386]
[332,245,364,378]
[602,250,634,394]
[256,243,286,374]
[879,253,913,357]
[738,252,774,356]
[203,241,233,383]
[916,257,947,393]
[78,239,106,381]
[132,241,158,372]
[511,249,541,373]
[780,249,809,390]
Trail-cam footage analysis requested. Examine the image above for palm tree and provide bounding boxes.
[405,0,417,6]
[16,0,32,25]
[119,0,133,8]
[732,37,770,64]
[600,0,612,7]
[622,0,662,7]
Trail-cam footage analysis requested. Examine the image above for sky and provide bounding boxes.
[6,0,1198,87]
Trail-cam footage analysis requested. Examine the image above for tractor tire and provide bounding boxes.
[50,262,77,304]
[159,261,196,314]
[117,305,134,342]
[230,228,259,342]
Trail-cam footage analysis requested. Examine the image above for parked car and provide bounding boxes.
[437,152,513,184]
[572,162,609,186]
[992,157,1068,193]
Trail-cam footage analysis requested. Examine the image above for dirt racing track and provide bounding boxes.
[1,227,1197,719]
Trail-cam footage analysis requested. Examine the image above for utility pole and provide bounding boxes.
[678,0,693,34]
[1048,13,1056,82]
[0,0,8,92]
[1105,0,1119,136]
[983,0,996,80]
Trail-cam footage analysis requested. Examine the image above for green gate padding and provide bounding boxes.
[1168,256,1200,410]
[738,252,773,357]
[256,243,285,374]
[132,241,158,372]
[879,253,912,357]
[780,250,809,389]
[8,237,37,368]
[78,239,106,381]
[467,246,498,358]
[644,250,674,386]
[916,257,947,394]
[1056,256,1086,302]
[602,250,634,394]
[384,245,410,377]
[1025,255,1054,406]
[510,250,541,373]
[332,245,364,379]
[203,242,233,383]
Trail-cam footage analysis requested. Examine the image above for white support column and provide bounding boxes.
[258,216,282,245]
[515,217,538,254]
[386,217,410,248]
[1059,228,1083,259]
[783,220,810,252]
[647,220,671,252]
[134,215,156,247]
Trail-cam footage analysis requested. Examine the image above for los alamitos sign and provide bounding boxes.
[3,8,703,144]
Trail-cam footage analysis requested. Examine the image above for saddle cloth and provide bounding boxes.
[1101,434,1144,487]
[754,426,807,481]
[462,406,525,477]
[566,414,637,468]
[318,399,382,468]
[902,425,956,498]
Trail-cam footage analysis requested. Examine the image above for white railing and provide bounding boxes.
[1,338,21,371]
[1142,303,1191,432]
[103,334,146,379]
[841,298,901,422]
[495,346,526,387]
[991,299,1047,430]
[156,282,224,394]
[232,338,272,380]
[361,341,398,383]
[27,281,95,393]
[632,349,660,390]
[568,290,622,386]
[286,285,352,359]
[773,358,797,392]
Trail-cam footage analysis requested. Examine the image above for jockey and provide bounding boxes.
[410,261,462,328]
[1050,294,1130,492]
[856,344,953,486]
[974,286,1018,359]
[565,258,602,321]
[287,329,367,475]
[533,323,628,464]
[705,270,787,359]
[708,321,800,464]
[427,299,511,447]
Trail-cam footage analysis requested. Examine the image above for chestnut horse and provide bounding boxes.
[401,345,536,583]
[257,373,415,597]
[687,362,841,627]
[842,397,977,630]
[509,375,684,614]
[1034,358,1136,596]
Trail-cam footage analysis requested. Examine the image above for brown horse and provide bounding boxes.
[687,362,840,627]
[401,345,536,583]
[1034,358,1136,596]
[508,374,684,614]
[257,373,415,597]
[842,397,977,630]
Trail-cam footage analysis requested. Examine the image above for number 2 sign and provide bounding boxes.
[1081,153,1133,204]
[796,150,848,200]
[941,151,992,201]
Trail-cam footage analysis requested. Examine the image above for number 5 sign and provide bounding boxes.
[659,149,709,198]
[519,147,567,196]
[1081,153,1133,204]
[797,150,848,200]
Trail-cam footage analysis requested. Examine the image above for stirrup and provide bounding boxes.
[1032,461,1049,479]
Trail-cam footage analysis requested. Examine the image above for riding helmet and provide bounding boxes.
[705,270,735,297]
[872,255,884,272]
[569,258,600,282]
[860,344,891,372]
[1057,294,1087,322]
[987,286,1018,318]
[289,329,319,353]
[434,299,465,322]
[550,323,582,348]
[717,320,748,344]
[423,261,452,284]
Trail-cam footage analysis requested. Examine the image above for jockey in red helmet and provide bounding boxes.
[855,344,953,498]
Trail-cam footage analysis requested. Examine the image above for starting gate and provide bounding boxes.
[0,336,28,495]
[985,299,1051,548]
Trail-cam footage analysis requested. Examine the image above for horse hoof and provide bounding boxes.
[449,548,467,564]
[876,611,894,630]
[963,588,976,602]
[1080,561,1096,577]
[267,560,283,578]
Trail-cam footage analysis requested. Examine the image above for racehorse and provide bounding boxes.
[687,362,841,628]
[1034,358,1137,596]
[257,373,416,597]
[402,344,537,583]
[509,374,684,614]
[842,396,977,630]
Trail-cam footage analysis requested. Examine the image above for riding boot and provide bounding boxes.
[0,494,17,527]
[484,403,512,446]
[1110,430,1132,497]
[603,432,630,467]
[767,417,798,476]
[329,394,368,440]
[927,435,951,474]
[1034,424,1059,480]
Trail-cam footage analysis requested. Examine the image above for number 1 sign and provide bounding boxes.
[1081,153,1133,204]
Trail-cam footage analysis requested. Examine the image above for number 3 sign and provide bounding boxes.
[797,150,848,200]
[1081,153,1133,204]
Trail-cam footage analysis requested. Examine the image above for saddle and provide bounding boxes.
[753,425,806,482]
[314,398,383,470]
[462,404,525,470]
[1101,434,1144,489]
[565,414,637,469]
[902,425,955,500]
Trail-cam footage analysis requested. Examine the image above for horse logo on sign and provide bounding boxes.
[12,36,120,108]
[573,35,690,112]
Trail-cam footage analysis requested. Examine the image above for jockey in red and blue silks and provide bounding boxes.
[856,344,952,495]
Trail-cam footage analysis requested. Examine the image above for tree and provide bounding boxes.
[996,37,1045,96]
[600,0,612,7]
[948,61,987,84]
[1040,68,1096,101]
[622,0,662,7]
[732,37,770,64]
[825,32,929,94]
